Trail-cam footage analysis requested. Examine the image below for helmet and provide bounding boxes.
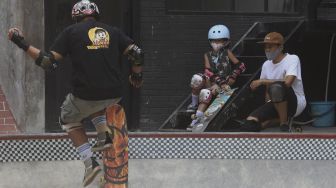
[208,25,230,40]
[72,0,100,21]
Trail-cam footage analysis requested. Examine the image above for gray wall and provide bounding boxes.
[0,0,45,133]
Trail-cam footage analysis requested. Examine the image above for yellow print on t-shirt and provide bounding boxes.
[87,27,110,49]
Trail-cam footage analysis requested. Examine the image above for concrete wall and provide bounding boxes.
[0,0,45,133]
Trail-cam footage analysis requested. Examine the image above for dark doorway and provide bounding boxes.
[44,0,139,132]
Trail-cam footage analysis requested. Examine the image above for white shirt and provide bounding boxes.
[260,53,306,116]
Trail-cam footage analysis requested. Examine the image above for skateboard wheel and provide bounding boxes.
[295,127,303,132]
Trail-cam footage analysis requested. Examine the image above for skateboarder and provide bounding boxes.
[7,0,143,186]
[240,32,306,132]
[187,24,246,129]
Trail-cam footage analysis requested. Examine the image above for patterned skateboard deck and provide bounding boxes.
[192,88,237,132]
[101,104,128,188]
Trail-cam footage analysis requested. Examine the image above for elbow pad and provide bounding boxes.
[229,62,246,80]
[126,44,144,66]
[35,51,59,71]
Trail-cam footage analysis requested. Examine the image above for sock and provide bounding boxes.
[91,115,110,134]
[77,143,93,162]
[196,110,204,118]
[191,94,199,106]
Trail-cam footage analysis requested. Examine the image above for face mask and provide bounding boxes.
[210,42,224,52]
[265,47,282,61]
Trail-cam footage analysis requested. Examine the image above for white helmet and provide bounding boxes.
[72,0,100,22]
[208,25,230,40]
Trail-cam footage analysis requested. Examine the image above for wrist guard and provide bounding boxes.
[35,51,59,71]
[11,31,30,51]
[126,44,144,66]
[229,62,246,80]
[204,68,214,79]
[130,72,143,82]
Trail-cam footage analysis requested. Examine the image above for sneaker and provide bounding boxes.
[187,116,202,131]
[186,124,194,131]
[239,120,262,132]
[280,123,290,132]
[186,103,198,112]
[91,131,113,152]
[83,157,101,187]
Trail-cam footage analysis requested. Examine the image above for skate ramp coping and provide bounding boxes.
[1,132,336,188]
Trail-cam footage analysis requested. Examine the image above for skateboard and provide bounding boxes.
[101,104,128,188]
[191,88,237,132]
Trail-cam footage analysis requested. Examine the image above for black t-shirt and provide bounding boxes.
[50,19,133,100]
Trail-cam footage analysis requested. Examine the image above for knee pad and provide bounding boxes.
[199,89,212,104]
[268,81,287,103]
[240,120,262,132]
[190,74,205,89]
[59,117,82,132]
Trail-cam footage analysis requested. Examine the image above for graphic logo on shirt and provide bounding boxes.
[87,27,110,49]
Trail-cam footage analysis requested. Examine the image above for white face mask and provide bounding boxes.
[265,47,282,61]
[210,42,224,52]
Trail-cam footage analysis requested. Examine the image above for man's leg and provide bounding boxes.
[60,94,101,187]
[268,82,297,131]
[241,102,278,132]
[67,125,89,147]
[273,101,288,125]
[61,122,101,187]
[90,110,113,152]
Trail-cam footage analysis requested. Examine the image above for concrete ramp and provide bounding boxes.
[1,159,336,188]
[1,133,336,188]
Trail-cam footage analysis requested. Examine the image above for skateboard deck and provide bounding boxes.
[101,104,128,188]
[192,88,237,132]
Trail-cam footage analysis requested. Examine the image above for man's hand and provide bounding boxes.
[8,28,30,51]
[8,28,22,40]
[250,80,263,90]
[129,72,143,88]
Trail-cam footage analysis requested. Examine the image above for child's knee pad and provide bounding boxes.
[199,89,212,104]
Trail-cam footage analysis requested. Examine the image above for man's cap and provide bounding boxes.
[257,32,284,45]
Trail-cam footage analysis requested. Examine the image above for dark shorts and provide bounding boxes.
[249,87,297,122]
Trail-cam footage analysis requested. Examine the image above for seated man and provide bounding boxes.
[240,32,306,132]
[187,24,246,129]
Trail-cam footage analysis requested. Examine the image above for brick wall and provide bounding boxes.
[138,0,309,131]
[0,86,19,134]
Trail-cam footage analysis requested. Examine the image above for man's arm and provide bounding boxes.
[255,75,296,88]
[26,46,63,62]
[124,44,144,88]
[8,28,63,71]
